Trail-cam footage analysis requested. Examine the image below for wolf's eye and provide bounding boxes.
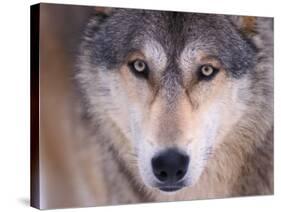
[133,60,146,72]
[128,59,149,79]
[198,64,219,80]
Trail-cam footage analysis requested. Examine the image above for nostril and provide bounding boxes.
[176,170,183,177]
[176,169,185,181]
[160,171,167,178]
[158,171,168,181]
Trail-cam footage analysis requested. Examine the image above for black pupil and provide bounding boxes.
[203,66,212,75]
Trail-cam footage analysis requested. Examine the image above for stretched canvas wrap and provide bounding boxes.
[30,3,274,209]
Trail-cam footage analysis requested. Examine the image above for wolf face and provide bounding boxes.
[76,9,272,193]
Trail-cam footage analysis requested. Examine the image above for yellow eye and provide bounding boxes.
[201,65,214,77]
[133,59,146,72]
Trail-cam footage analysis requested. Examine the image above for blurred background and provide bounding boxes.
[39,3,98,208]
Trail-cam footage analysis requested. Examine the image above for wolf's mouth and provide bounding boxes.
[155,182,185,192]
[158,186,183,192]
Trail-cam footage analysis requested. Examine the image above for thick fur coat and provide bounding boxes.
[72,9,273,206]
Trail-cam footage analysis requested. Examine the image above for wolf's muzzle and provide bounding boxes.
[151,149,189,192]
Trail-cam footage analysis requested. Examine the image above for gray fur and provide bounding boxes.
[74,8,273,205]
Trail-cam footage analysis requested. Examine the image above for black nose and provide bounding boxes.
[151,149,189,183]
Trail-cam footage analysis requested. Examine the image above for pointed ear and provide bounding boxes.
[231,16,257,36]
[94,7,114,16]
[241,16,257,35]
[230,15,273,53]
[83,7,115,38]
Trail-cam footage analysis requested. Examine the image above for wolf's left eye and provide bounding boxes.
[133,60,146,72]
[128,59,149,79]
[198,64,219,81]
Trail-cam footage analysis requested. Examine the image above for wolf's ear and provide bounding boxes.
[90,6,115,25]
[230,16,273,36]
[83,7,115,38]
[230,16,273,49]
[93,7,114,16]
[230,16,258,36]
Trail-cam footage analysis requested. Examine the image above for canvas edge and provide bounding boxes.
[30,3,40,210]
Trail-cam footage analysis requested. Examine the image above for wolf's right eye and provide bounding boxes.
[128,59,149,79]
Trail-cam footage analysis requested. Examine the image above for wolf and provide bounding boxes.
[74,8,273,206]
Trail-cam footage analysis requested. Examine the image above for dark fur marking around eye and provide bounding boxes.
[128,60,149,79]
[197,64,219,81]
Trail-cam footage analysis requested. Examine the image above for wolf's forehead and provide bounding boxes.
[140,14,214,63]
[142,38,202,70]
[89,11,256,78]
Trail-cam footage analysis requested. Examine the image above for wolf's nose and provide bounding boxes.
[151,149,189,183]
